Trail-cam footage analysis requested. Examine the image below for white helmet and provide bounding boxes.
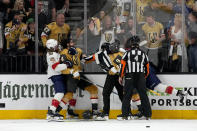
[46,39,58,49]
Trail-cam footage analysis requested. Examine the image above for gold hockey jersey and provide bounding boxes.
[136,0,151,23]
[41,22,70,47]
[4,21,27,49]
[142,21,164,49]
[60,47,82,75]
[109,51,124,72]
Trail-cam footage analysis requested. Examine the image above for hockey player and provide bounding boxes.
[123,36,186,119]
[85,40,124,120]
[46,39,73,121]
[86,38,185,120]
[56,38,100,119]
[118,36,152,120]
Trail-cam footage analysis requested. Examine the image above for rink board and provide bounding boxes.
[0,74,197,119]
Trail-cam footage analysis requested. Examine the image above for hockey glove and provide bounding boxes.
[70,69,80,80]
[60,55,73,68]
[82,110,92,119]
[64,61,73,68]
[108,67,118,75]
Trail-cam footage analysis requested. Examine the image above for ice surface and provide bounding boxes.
[0,119,197,131]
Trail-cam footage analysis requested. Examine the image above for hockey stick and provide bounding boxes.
[80,77,119,95]
[147,89,161,96]
[81,76,161,96]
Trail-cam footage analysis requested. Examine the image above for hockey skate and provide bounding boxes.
[133,111,143,119]
[133,111,150,120]
[92,110,101,120]
[46,107,64,122]
[117,114,132,120]
[95,112,109,121]
[177,90,187,103]
[66,105,79,119]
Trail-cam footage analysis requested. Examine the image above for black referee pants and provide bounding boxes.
[122,73,152,117]
[103,74,123,114]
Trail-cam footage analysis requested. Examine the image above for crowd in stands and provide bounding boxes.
[1,0,197,73]
[76,0,197,73]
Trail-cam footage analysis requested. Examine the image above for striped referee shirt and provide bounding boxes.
[120,47,150,78]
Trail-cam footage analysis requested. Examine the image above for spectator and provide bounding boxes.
[144,1,174,29]
[113,0,132,23]
[54,0,69,16]
[141,13,165,71]
[41,12,70,49]
[136,0,151,24]
[74,16,103,72]
[99,15,122,49]
[28,1,48,37]
[4,11,27,55]
[75,16,101,54]
[0,0,12,55]
[24,0,34,12]
[187,11,197,72]
[115,16,126,45]
[136,0,152,36]
[9,0,28,23]
[21,18,35,55]
[123,17,135,44]
[168,14,184,72]
[173,0,190,15]
[186,0,195,12]
[99,10,105,29]
[39,0,56,22]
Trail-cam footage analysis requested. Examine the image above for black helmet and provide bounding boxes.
[125,36,140,48]
[108,39,120,54]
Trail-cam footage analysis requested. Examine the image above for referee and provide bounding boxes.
[118,36,152,120]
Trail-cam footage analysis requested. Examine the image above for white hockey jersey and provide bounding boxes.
[47,52,67,78]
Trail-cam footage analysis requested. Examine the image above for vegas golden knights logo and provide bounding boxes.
[72,55,79,65]
[58,33,67,43]
[116,6,122,16]
[105,33,112,42]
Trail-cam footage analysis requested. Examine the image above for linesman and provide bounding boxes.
[118,36,152,120]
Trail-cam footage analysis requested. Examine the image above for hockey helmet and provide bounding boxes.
[46,39,58,50]
[109,39,120,53]
[125,35,140,48]
[68,47,77,55]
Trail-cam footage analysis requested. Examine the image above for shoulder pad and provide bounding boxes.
[5,21,12,27]
[60,49,68,55]
[119,48,126,53]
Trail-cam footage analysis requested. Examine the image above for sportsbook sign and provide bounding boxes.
[0,74,197,110]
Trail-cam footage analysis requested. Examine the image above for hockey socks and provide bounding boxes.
[90,97,98,113]
[165,86,178,95]
[50,93,64,112]
[68,99,77,109]
[56,99,77,113]
[154,84,177,95]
